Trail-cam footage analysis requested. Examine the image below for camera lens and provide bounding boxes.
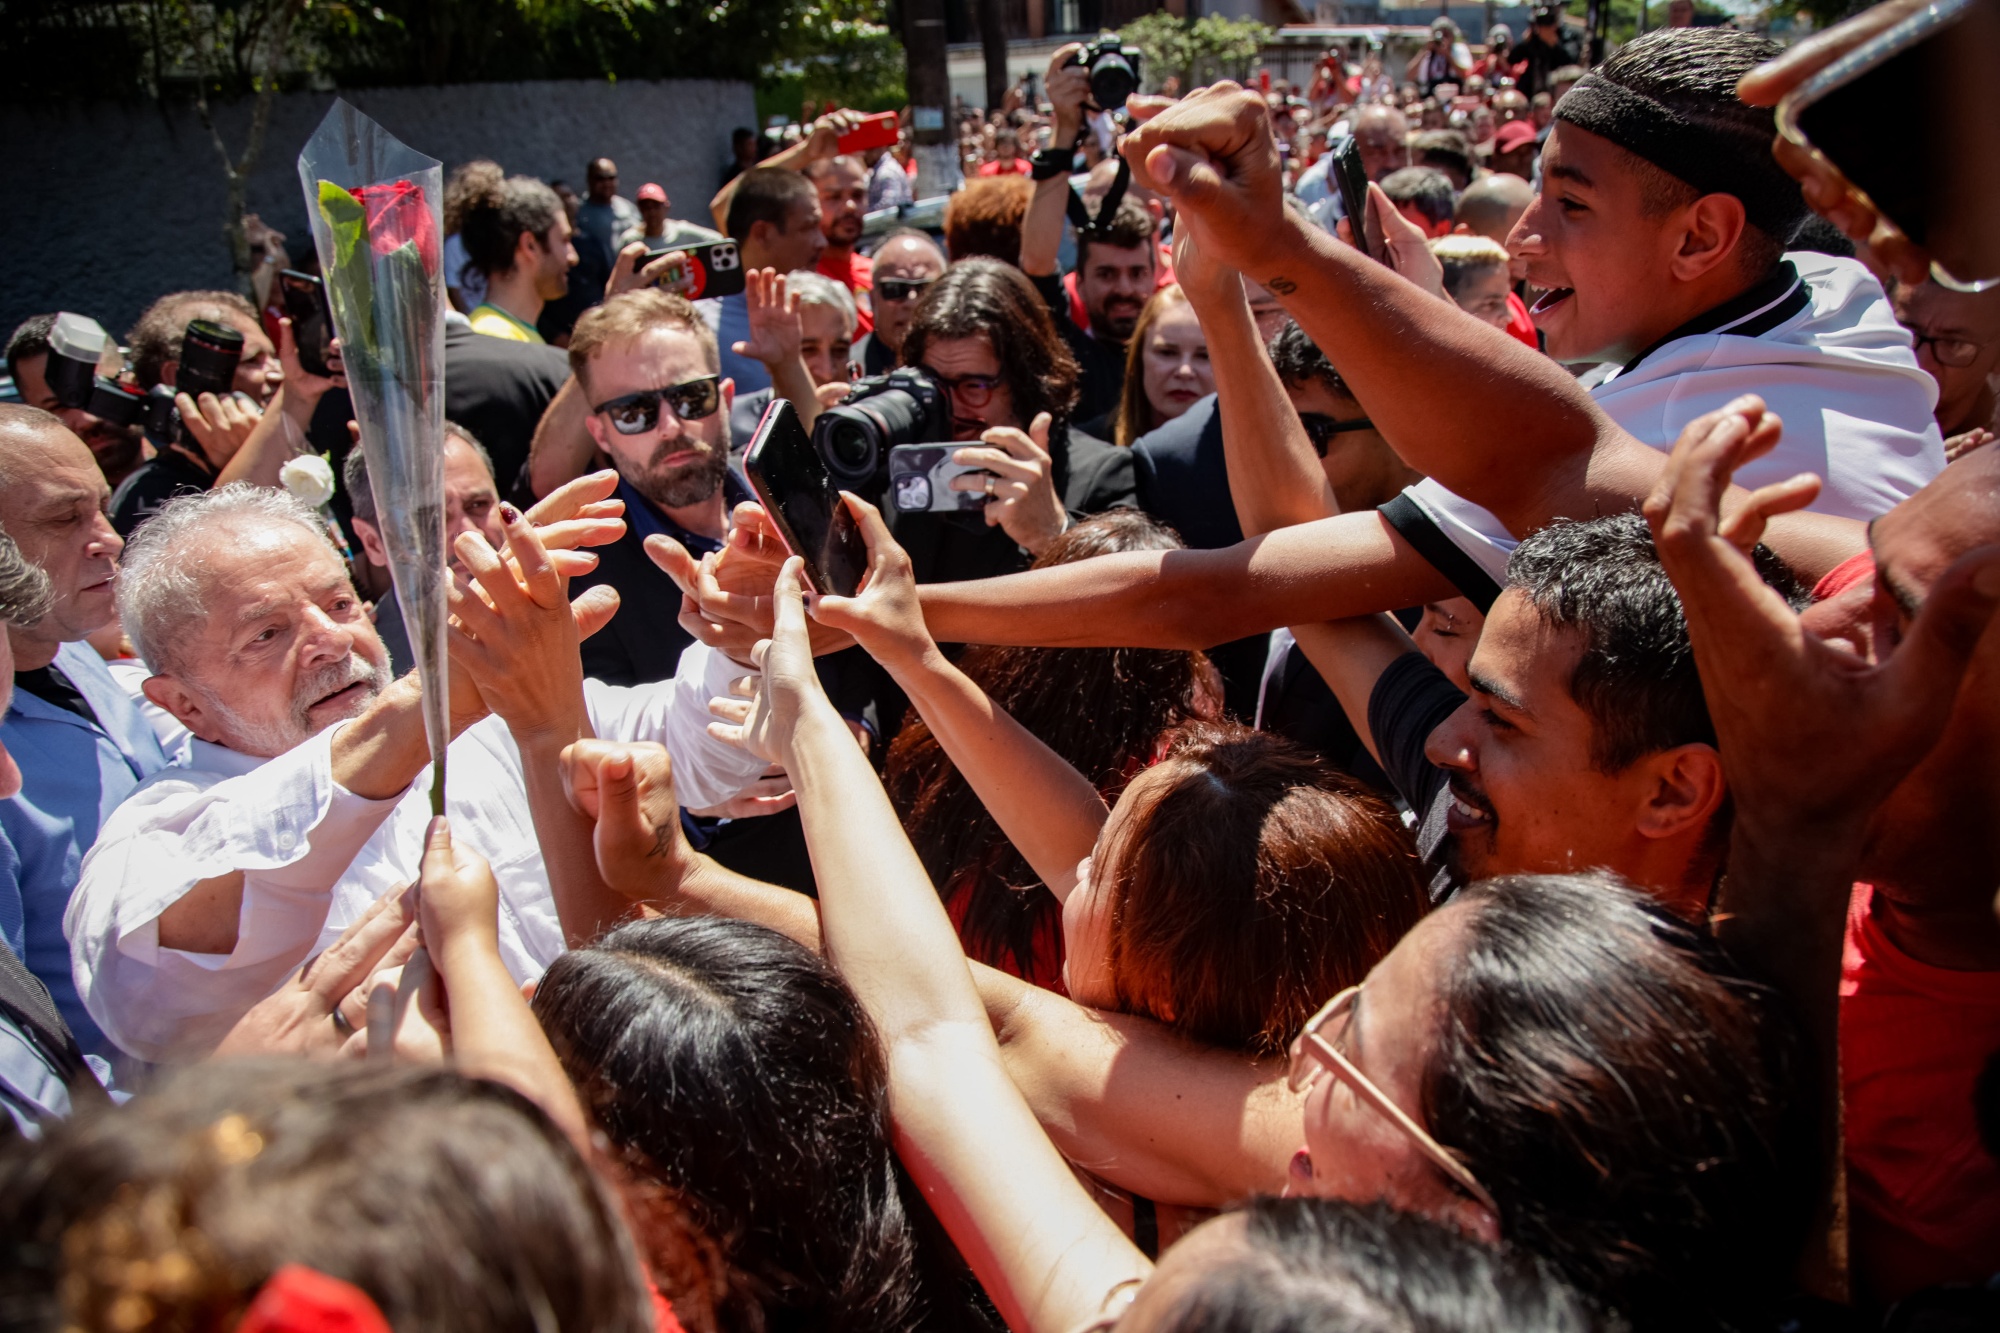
[177,319,245,401]
[821,414,882,486]
[1089,52,1137,111]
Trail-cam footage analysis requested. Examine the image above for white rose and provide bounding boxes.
[280,454,337,509]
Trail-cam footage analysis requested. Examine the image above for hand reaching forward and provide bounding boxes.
[213,886,418,1059]
[732,268,806,370]
[648,502,858,663]
[706,555,840,766]
[450,500,616,747]
[951,412,1069,555]
[1644,395,2000,843]
[805,493,939,676]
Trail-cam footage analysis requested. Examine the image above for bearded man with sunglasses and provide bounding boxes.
[563,289,750,688]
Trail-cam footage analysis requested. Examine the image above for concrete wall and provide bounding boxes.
[0,79,757,347]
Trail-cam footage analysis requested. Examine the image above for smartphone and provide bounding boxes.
[278,270,336,377]
[837,111,900,155]
[742,397,868,597]
[1326,134,1384,263]
[648,240,748,300]
[887,445,990,513]
[1779,0,1999,290]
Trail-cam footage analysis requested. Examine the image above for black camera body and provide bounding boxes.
[812,368,954,492]
[150,319,245,449]
[1073,37,1143,114]
[44,313,145,427]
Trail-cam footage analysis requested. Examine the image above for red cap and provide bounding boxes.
[636,182,668,203]
[1492,120,1538,154]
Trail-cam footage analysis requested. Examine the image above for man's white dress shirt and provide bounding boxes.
[1395,252,1948,588]
[67,644,765,1062]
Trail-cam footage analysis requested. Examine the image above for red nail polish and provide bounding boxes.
[500,502,522,524]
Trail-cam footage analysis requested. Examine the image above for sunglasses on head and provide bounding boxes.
[1299,411,1375,457]
[877,277,935,303]
[592,376,721,435]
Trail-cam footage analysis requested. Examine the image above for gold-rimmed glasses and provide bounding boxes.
[1287,986,1499,1215]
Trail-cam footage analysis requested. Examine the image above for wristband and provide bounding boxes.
[1029,146,1075,182]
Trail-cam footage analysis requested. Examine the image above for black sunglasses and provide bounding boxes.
[877,277,935,303]
[592,376,721,435]
[1299,411,1375,457]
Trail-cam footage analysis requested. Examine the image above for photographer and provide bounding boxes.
[109,291,344,535]
[1022,43,1161,426]
[4,316,147,489]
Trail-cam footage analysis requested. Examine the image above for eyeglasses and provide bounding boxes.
[877,277,936,303]
[1907,329,1983,369]
[591,376,721,435]
[1287,986,1499,1215]
[920,366,1002,409]
[1298,411,1376,457]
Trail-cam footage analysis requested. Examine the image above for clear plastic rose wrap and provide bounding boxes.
[298,100,449,812]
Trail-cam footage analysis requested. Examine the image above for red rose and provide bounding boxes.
[352,179,440,278]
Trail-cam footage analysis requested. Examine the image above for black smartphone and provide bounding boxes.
[1326,134,1383,263]
[1784,0,1999,289]
[648,240,749,300]
[278,269,336,377]
[742,397,868,597]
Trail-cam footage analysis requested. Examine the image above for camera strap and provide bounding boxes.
[1065,154,1132,236]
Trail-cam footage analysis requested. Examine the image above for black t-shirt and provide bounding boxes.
[14,662,100,727]
[109,447,214,537]
[1029,271,1126,427]
[1367,651,1467,904]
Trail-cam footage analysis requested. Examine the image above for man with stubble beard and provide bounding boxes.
[564,288,748,688]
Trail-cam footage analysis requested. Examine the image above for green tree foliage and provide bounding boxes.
[1117,12,1274,93]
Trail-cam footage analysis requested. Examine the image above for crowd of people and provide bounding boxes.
[2,2,1998,1330]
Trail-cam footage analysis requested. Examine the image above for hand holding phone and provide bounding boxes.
[742,397,868,596]
[837,111,900,155]
[278,270,336,377]
[1327,135,1386,263]
[645,241,749,300]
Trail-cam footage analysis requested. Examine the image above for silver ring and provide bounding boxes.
[983,474,995,497]
[331,1004,357,1039]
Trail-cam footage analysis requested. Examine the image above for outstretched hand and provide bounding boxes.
[706,555,837,765]
[213,887,419,1059]
[647,502,859,663]
[732,268,806,370]
[1644,395,2000,841]
[560,738,708,902]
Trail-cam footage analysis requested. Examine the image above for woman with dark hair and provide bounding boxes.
[809,500,1427,1059]
[891,258,1134,576]
[885,509,1218,988]
[0,1060,657,1333]
[532,915,958,1333]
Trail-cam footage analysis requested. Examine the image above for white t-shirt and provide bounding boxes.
[1399,252,1946,588]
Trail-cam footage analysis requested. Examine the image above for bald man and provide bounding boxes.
[852,229,947,376]
[0,406,167,1057]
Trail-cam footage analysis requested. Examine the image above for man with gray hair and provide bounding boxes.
[0,406,167,1057]
[65,475,773,1061]
[728,268,859,445]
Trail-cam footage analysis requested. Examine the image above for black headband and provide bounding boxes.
[1554,72,1804,238]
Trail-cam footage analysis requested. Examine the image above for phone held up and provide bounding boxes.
[278,270,337,377]
[1325,134,1386,264]
[743,397,869,597]
[636,240,750,300]
[887,445,992,514]
[1776,0,1998,292]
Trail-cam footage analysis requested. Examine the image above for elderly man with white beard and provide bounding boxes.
[66,474,771,1062]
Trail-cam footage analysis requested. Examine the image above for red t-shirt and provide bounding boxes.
[1504,290,1539,350]
[1842,883,2000,1302]
[977,157,1031,177]
[816,250,875,336]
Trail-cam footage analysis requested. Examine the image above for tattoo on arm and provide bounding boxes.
[648,819,677,861]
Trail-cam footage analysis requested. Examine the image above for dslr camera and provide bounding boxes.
[43,312,245,449]
[1071,36,1143,114]
[812,368,952,491]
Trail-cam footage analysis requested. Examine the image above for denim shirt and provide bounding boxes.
[0,642,168,1055]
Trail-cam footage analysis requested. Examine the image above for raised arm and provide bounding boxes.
[808,498,1108,898]
[1170,227,1334,535]
[1021,45,1089,279]
[713,554,1149,1333]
